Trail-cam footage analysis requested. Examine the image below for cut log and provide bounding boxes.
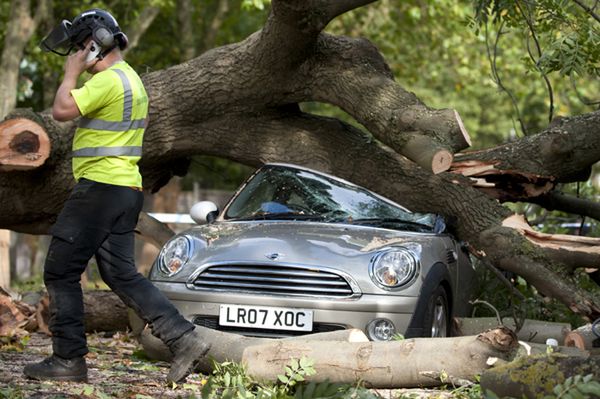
[399,133,453,174]
[36,290,130,335]
[243,327,519,388]
[0,117,50,170]
[135,321,369,372]
[564,324,600,350]
[480,353,599,399]
[454,317,571,344]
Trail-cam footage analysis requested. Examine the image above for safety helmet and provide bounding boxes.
[69,9,128,51]
[40,9,128,56]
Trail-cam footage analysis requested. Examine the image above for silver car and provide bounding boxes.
[149,163,475,340]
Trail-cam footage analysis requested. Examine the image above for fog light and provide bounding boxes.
[366,318,396,341]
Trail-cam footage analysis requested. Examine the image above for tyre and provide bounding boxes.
[423,286,450,337]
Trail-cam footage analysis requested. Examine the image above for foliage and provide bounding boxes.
[473,0,600,77]
[471,0,600,134]
[199,357,377,399]
[69,384,111,399]
[0,334,30,353]
[483,373,600,399]
[0,386,26,399]
[181,155,254,191]
[242,0,271,11]
[545,374,600,399]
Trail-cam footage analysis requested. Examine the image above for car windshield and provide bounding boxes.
[224,165,436,232]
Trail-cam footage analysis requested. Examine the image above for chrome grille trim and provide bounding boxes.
[187,262,360,298]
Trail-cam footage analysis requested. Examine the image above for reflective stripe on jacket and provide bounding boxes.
[71,62,148,187]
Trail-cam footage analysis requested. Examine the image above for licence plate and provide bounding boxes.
[219,304,313,332]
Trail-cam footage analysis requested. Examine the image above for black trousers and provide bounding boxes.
[44,178,193,359]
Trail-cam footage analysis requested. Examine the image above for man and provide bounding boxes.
[24,9,209,383]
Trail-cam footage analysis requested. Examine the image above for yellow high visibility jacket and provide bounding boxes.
[70,61,148,188]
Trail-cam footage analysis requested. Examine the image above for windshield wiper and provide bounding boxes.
[350,218,431,231]
[231,212,326,221]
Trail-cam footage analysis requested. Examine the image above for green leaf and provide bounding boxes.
[278,375,289,384]
[83,385,94,396]
[299,356,312,369]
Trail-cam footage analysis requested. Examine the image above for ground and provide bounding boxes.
[0,332,457,399]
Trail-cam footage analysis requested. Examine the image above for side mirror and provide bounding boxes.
[190,201,219,224]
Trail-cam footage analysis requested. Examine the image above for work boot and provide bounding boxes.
[23,354,88,382]
[167,328,211,383]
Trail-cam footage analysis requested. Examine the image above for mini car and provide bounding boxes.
[148,163,475,341]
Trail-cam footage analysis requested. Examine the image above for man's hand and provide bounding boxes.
[52,43,98,121]
[64,43,98,79]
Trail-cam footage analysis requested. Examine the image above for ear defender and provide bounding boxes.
[93,27,115,48]
[115,32,128,50]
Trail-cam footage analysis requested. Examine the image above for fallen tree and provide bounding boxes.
[1,2,600,392]
[1,1,599,320]
[136,322,519,388]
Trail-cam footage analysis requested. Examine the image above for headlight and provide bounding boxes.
[369,248,419,289]
[158,236,193,276]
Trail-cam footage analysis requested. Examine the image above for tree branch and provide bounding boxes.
[530,191,600,222]
[302,34,470,172]
[571,0,600,23]
[450,111,600,201]
[324,0,378,21]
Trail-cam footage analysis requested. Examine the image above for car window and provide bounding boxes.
[224,166,436,231]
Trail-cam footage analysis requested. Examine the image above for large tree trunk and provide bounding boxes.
[1,0,599,322]
[243,327,519,388]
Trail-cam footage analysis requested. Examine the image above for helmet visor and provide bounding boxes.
[39,20,74,56]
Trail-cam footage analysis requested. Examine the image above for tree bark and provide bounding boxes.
[243,327,519,388]
[1,0,600,320]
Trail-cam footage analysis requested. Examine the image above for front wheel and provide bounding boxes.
[423,286,450,337]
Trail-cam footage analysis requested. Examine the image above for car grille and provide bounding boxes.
[446,249,457,264]
[190,264,355,297]
[192,315,346,338]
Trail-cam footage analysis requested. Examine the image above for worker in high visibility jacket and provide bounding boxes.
[25,9,209,384]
